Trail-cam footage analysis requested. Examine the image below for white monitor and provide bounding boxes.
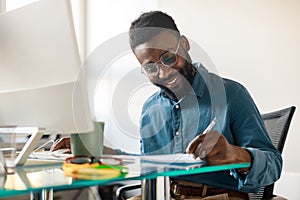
[0,0,93,134]
[0,0,95,166]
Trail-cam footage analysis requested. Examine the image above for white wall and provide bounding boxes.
[0,0,6,12]
[4,0,38,11]
[86,0,159,153]
[86,0,159,56]
[86,0,300,198]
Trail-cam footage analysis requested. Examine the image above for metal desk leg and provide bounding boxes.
[30,188,53,200]
[141,176,170,200]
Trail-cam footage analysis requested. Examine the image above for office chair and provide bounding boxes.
[249,106,296,200]
[115,106,296,200]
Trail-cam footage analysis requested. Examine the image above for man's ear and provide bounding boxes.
[181,35,190,51]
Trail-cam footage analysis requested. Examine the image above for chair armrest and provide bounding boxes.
[115,183,141,200]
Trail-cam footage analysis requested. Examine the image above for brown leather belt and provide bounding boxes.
[170,181,249,199]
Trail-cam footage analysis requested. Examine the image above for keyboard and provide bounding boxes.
[28,151,73,161]
[24,158,64,166]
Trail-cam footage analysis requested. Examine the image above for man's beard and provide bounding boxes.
[154,61,196,101]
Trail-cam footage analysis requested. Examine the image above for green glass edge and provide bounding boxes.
[157,162,251,177]
[0,162,250,196]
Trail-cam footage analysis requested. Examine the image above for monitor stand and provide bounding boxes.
[0,127,44,167]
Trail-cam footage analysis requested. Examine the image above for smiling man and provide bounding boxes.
[129,11,282,200]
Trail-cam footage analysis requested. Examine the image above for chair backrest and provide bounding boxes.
[250,106,296,200]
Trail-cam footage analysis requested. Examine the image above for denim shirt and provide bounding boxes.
[139,63,282,193]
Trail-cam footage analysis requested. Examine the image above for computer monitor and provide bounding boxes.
[0,0,96,165]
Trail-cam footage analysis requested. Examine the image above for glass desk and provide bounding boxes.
[0,154,250,200]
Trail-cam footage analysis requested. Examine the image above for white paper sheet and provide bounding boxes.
[141,153,205,165]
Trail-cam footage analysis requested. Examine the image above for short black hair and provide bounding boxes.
[129,11,180,50]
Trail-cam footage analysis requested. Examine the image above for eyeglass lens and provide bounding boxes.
[160,51,177,66]
[142,63,158,77]
[141,35,181,77]
[142,52,177,77]
[70,157,91,164]
[69,156,121,165]
[100,158,122,165]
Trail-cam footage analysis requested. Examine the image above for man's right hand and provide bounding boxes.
[51,137,71,152]
[51,137,117,155]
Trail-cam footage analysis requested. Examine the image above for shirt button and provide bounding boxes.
[176,131,180,135]
[175,105,180,109]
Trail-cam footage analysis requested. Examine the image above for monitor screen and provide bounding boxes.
[0,0,94,134]
[0,81,93,134]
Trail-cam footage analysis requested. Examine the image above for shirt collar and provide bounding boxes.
[191,62,208,98]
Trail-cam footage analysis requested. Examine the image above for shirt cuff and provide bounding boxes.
[230,147,266,193]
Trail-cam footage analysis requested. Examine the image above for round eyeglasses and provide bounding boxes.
[66,156,122,166]
[141,36,182,77]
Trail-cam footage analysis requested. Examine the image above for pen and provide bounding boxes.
[202,117,217,135]
[186,117,217,159]
[196,117,217,158]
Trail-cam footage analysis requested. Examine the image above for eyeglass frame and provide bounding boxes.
[65,156,123,166]
[141,35,182,78]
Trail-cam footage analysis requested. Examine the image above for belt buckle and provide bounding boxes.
[172,183,183,199]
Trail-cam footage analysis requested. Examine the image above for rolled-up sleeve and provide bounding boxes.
[230,147,282,192]
[228,83,282,192]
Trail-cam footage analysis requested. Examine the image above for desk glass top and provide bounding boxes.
[0,154,250,197]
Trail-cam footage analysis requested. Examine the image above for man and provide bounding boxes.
[128,11,281,199]
[54,11,282,200]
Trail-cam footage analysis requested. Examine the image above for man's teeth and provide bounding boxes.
[166,77,177,85]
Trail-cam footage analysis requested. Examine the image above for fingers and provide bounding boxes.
[192,143,202,159]
[187,131,222,160]
[103,146,117,155]
[185,135,204,154]
[198,131,222,158]
[187,131,234,165]
[51,137,71,151]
